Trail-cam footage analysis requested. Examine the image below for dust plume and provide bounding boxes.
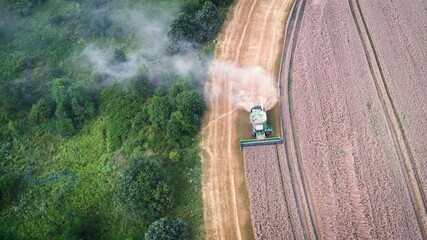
[209,61,279,111]
[81,4,211,84]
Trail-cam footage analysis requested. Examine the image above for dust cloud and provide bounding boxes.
[81,4,211,84]
[209,61,279,111]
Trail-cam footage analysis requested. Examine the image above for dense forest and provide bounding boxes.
[0,0,231,239]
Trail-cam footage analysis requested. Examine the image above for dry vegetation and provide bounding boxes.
[243,144,304,239]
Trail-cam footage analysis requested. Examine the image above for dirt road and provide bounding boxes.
[201,0,293,239]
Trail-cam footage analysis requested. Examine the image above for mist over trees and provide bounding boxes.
[0,0,231,239]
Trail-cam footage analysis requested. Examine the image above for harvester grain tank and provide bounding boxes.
[240,104,284,148]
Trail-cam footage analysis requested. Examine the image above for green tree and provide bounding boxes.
[166,111,186,142]
[113,48,127,62]
[175,90,206,128]
[100,85,142,151]
[52,79,72,119]
[147,96,172,130]
[167,14,201,53]
[196,1,223,43]
[168,13,200,43]
[56,117,74,136]
[0,174,23,210]
[64,209,100,240]
[145,218,189,240]
[52,79,70,106]
[68,86,96,124]
[90,15,112,37]
[210,0,233,7]
[168,79,191,98]
[117,157,174,221]
[168,1,223,51]
[28,98,52,124]
[127,73,150,98]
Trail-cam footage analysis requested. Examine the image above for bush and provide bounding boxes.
[68,86,96,124]
[90,14,112,37]
[113,48,127,63]
[145,218,189,240]
[0,174,24,210]
[64,209,100,240]
[147,96,172,130]
[28,98,52,125]
[168,1,223,52]
[117,157,174,221]
[196,1,223,43]
[175,90,206,128]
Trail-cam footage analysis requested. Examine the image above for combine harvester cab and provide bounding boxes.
[240,105,284,148]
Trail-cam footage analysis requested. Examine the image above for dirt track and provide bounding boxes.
[200,0,292,239]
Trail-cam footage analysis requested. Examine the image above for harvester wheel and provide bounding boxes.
[265,130,272,137]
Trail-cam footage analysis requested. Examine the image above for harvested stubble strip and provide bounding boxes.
[243,144,297,239]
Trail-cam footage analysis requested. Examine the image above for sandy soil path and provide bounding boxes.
[200,0,292,239]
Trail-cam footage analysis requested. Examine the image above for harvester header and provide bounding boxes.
[240,105,284,148]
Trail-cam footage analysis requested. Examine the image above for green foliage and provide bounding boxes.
[52,79,71,118]
[117,157,174,221]
[175,90,206,127]
[211,0,233,7]
[169,78,191,97]
[64,209,100,240]
[168,1,223,52]
[100,85,143,151]
[0,0,227,237]
[145,218,189,240]
[51,80,96,135]
[0,174,24,210]
[168,150,181,162]
[196,1,223,43]
[113,48,127,62]
[90,15,113,37]
[148,96,173,130]
[168,14,201,46]
[69,86,96,124]
[126,72,151,99]
[29,98,52,125]
[56,117,75,136]
[167,111,187,142]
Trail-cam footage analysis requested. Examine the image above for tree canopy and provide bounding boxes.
[117,157,174,221]
[145,218,189,240]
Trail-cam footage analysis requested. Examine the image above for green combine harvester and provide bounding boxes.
[240,105,284,148]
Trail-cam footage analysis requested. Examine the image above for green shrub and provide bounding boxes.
[147,96,172,130]
[175,90,206,128]
[117,157,174,221]
[0,174,24,210]
[145,218,189,240]
[29,98,52,125]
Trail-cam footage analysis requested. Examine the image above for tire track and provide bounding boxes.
[279,0,320,239]
[273,143,296,239]
[348,0,427,236]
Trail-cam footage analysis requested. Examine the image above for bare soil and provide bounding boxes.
[200,0,293,239]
